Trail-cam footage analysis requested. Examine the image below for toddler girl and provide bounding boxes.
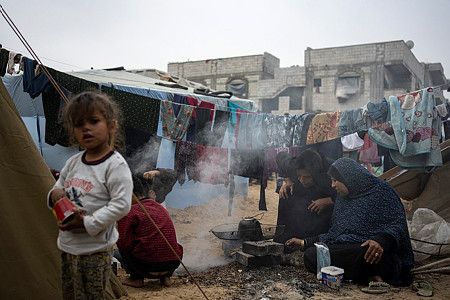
[47,91,133,299]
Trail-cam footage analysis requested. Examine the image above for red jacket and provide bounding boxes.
[117,198,183,262]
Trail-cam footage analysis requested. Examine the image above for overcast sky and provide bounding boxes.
[1,0,449,97]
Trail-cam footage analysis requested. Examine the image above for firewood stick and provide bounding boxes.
[411,257,450,272]
[411,266,450,275]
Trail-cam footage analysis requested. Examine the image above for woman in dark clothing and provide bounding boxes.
[287,158,414,286]
[274,149,336,252]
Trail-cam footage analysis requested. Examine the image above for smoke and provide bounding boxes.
[125,136,161,174]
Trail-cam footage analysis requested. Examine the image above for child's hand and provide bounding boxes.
[58,208,86,232]
[51,189,67,204]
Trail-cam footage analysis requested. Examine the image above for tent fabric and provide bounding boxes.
[385,142,450,222]
[0,78,61,299]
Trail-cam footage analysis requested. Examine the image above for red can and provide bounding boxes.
[52,197,76,224]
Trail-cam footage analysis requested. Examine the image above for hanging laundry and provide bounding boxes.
[358,132,380,164]
[264,114,294,148]
[195,105,215,146]
[0,48,9,77]
[306,111,342,144]
[210,110,229,148]
[22,57,51,98]
[102,85,160,135]
[291,113,314,147]
[41,85,71,146]
[247,113,267,149]
[369,88,442,170]
[7,51,21,75]
[174,141,196,185]
[160,100,193,141]
[338,107,366,136]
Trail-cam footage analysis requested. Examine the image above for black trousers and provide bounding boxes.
[116,249,181,280]
[303,243,395,284]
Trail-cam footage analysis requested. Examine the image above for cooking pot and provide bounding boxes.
[238,215,263,241]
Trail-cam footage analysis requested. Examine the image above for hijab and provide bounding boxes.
[321,157,414,285]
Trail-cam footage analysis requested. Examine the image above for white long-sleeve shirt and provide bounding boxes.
[48,150,132,255]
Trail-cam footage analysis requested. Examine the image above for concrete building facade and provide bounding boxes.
[154,40,448,115]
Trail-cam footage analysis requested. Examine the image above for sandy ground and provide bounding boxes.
[118,179,450,299]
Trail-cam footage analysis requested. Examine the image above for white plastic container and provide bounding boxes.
[321,266,344,289]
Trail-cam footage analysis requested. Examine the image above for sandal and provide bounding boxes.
[361,281,390,294]
[412,280,433,297]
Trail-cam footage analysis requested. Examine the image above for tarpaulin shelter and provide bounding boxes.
[380,139,450,222]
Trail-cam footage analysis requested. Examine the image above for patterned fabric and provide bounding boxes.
[61,251,111,300]
[264,114,294,148]
[292,113,314,147]
[174,140,196,185]
[369,88,442,170]
[102,85,160,134]
[117,198,183,263]
[307,111,342,144]
[320,158,414,286]
[160,100,193,141]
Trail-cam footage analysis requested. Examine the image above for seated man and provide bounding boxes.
[116,173,183,288]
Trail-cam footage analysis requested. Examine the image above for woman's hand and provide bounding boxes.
[308,197,333,215]
[58,208,86,232]
[285,238,305,250]
[279,178,294,199]
[361,240,384,264]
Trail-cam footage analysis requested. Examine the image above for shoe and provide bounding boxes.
[361,281,390,294]
[412,280,433,297]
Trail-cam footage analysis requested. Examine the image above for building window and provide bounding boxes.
[227,79,247,97]
[336,76,360,102]
[314,78,322,87]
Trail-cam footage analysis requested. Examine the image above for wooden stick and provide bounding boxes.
[133,194,209,300]
[411,257,450,272]
[411,266,450,275]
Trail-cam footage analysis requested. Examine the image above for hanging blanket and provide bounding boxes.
[369,88,442,170]
[306,111,342,144]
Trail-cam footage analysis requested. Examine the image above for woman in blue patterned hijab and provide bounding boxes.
[287,157,414,286]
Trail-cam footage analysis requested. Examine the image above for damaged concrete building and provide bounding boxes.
[163,40,448,114]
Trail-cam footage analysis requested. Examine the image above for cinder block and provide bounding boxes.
[242,241,284,257]
[235,251,282,267]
